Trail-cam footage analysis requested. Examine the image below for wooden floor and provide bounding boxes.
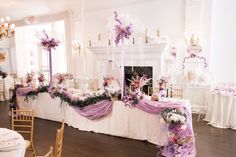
[0,101,236,157]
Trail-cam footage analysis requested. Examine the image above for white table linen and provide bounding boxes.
[205,93,236,129]
[0,128,26,157]
[0,76,14,101]
[17,93,190,146]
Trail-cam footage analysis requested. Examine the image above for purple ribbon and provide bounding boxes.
[73,100,113,120]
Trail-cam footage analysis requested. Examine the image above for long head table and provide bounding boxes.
[18,93,168,145]
[17,93,196,156]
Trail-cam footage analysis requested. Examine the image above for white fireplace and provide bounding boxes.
[87,42,169,90]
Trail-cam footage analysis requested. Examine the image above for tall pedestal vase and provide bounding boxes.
[121,39,125,99]
[48,49,53,88]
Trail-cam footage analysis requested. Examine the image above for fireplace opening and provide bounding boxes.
[124,66,153,95]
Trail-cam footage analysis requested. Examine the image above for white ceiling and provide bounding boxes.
[0,0,155,20]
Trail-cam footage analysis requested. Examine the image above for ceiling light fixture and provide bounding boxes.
[0,16,15,40]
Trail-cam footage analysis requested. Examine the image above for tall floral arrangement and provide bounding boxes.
[113,11,132,99]
[40,30,60,52]
[40,30,60,95]
[114,11,133,45]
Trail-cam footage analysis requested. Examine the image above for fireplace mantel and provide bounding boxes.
[87,42,169,89]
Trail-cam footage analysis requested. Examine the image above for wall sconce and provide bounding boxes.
[72,40,83,55]
[184,32,200,46]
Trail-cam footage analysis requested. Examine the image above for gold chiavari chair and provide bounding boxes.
[0,79,5,100]
[11,110,36,156]
[168,85,183,99]
[36,147,53,157]
[54,120,65,157]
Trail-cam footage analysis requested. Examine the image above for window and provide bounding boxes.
[15,20,67,78]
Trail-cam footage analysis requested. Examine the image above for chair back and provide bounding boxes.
[168,85,183,99]
[0,79,4,92]
[54,120,65,157]
[11,110,34,142]
[44,146,53,157]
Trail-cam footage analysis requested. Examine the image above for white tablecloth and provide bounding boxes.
[0,77,14,101]
[0,128,26,157]
[205,93,236,129]
[17,93,191,146]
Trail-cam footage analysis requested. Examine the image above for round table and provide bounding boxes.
[205,92,236,129]
[0,128,26,157]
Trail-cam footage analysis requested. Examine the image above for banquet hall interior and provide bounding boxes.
[0,0,236,157]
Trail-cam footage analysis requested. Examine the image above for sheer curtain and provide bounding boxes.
[15,20,67,78]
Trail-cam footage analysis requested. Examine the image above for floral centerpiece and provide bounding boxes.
[160,108,193,156]
[53,73,73,84]
[158,77,168,97]
[103,75,115,88]
[38,73,45,85]
[26,72,35,85]
[123,74,150,107]
[128,74,151,92]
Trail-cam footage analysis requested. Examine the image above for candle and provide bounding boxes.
[88,35,91,46]
[157,28,160,37]
[108,32,111,45]
[98,33,101,41]
[145,28,148,43]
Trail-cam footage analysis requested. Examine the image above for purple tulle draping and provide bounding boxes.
[16,86,34,96]
[136,100,187,114]
[73,100,113,120]
[136,100,196,157]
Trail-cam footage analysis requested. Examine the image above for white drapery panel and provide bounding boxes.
[15,20,67,78]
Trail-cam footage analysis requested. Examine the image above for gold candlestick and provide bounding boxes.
[145,36,148,43]
[157,28,160,37]
[145,28,148,43]
[98,33,101,41]
[88,35,91,46]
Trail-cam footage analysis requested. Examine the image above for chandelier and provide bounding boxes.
[0,16,15,40]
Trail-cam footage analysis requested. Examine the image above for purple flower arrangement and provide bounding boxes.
[40,30,60,51]
[160,108,193,156]
[26,72,35,85]
[38,73,45,84]
[123,90,143,107]
[53,73,73,84]
[114,11,132,45]
[103,75,115,88]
